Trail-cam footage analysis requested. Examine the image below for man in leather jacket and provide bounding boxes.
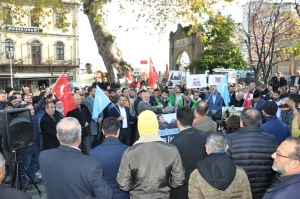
[116,110,185,199]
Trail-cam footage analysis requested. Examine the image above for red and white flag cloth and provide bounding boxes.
[52,72,76,117]
[148,57,159,87]
[243,91,252,108]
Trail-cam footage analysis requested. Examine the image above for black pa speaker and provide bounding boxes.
[0,108,33,152]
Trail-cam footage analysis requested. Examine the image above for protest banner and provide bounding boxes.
[208,75,225,85]
[168,70,185,88]
[157,113,179,143]
[186,74,207,88]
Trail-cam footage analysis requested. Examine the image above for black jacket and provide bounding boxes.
[226,126,278,199]
[111,82,120,89]
[170,127,208,199]
[66,104,92,137]
[40,112,61,150]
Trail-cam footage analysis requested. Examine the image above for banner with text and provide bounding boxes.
[186,74,207,88]
[168,70,185,88]
[208,75,225,85]
[157,113,179,143]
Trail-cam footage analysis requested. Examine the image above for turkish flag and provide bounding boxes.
[166,64,169,78]
[126,68,132,80]
[52,72,76,117]
[148,57,159,87]
[243,91,252,108]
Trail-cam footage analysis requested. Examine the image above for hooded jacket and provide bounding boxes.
[116,111,185,199]
[192,117,217,133]
[188,153,252,199]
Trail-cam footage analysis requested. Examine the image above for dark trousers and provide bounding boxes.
[119,128,131,146]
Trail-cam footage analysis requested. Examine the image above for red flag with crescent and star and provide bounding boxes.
[243,91,252,108]
[52,72,76,117]
[148,57,159,87]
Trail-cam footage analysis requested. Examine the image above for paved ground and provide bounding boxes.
[26,181,47,199]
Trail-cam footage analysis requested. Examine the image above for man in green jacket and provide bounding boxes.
[178,91,197,111]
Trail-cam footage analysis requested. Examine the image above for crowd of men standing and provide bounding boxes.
[0,73,300,199]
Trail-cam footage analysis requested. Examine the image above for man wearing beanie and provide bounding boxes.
[116,110,185,199]
[260,101,290,144]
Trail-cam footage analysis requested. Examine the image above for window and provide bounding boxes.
[56,42,64,60]
[55,14,62,28]
[5,39,14,59]
[30,10,38,27]
[4,7,12,25]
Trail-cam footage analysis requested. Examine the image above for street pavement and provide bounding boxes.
[26,182,47,199]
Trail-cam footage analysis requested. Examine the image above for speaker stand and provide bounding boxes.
[11,150,41,194]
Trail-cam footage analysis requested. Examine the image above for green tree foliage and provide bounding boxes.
[189,14,246,73]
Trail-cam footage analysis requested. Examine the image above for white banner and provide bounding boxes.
[169,70,185,88]
[228,71,237,83]
[208,75,225,85]
[186,74,207,88]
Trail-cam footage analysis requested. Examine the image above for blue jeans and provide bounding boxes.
[20,153,39,186]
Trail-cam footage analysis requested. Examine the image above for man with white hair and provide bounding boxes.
[137,92,163,115]
[39,117,112,199]
[229,91,245,107]
[263,137,300,199]
[189,133,251,198]
[0,153,32,199]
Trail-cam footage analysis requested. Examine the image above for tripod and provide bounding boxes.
[11,150,41,194]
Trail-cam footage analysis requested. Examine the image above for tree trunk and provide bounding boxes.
[84,4,132,82]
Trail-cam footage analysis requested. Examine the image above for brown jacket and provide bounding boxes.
[188,166,252,199]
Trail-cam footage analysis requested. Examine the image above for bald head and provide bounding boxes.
[195,100,208,116]
[74,94,81,106]
[56,117,81,146]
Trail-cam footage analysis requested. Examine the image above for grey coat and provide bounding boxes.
[281,109,293,131]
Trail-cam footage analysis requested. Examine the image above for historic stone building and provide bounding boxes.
[0,1,79,91]
[169,24,204,71]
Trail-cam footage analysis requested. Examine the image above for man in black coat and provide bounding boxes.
[170,106,208,199]
[100,77,110,91]
[226,108,278,199]
[39,118,112,199]
[40,102,62,150]
[66,94,92,152]
[111,77,121,89]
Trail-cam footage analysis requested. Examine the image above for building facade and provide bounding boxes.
[0,1,79,91]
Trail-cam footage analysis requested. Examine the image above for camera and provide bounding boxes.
[279,104,289,108]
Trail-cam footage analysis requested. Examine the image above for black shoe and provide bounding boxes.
[3,176,12,184]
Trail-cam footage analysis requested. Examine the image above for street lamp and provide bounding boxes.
[6,51,13,88]
[115,25,122,45]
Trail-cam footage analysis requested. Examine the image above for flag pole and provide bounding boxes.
[52,71,64,90]
[111,102,121,114]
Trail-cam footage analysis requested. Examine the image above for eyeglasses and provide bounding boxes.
[275,151,297,160]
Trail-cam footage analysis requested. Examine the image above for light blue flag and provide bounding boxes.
[92,85,111,122]
[216,76,231,107]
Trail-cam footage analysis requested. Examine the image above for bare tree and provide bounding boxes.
[236,0,300,84]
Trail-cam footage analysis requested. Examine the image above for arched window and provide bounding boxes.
[5,39,14,59]
[56,42,64,60]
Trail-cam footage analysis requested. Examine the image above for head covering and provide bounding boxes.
[138,110,159,136]
[262,101,278,116]
[4,102,13,108]
[253,91,260,98]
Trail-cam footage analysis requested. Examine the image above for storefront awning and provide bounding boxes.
[13,73,63,79]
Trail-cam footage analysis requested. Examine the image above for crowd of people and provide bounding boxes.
[0,73,300,199]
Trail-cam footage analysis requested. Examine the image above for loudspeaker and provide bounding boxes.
[0,108,33,152]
